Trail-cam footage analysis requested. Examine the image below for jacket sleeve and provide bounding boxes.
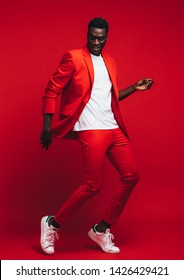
[42,52,74,114]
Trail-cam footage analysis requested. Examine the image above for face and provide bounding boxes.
[87,27,108,56]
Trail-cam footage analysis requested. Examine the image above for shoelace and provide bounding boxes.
[46,229,59,244]
[104,231,115,249]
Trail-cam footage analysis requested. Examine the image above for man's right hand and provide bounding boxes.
[40,128,52,150]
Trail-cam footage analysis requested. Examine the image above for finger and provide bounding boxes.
[147,83,153,89]
[146,80,153,87]
[42,143,48,149]
[147,78,154,84]
[143,78,151,82]
[143,79,151,86]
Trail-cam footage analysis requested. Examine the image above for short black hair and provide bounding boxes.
[88,17,109,33]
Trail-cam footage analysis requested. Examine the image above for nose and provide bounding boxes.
[94,38,100,45]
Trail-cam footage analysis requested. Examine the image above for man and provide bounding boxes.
[40,17,153,255]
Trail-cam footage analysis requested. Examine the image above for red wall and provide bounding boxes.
[1,0,184,259]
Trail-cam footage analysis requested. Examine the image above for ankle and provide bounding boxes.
[96,220,111,233]
[48,216,60,229]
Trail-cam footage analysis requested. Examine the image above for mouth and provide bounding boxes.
[87,43,102,55]
[91,46,101,53]
[92,46,100,50]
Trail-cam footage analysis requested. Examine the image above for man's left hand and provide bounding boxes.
[134,78,154,91]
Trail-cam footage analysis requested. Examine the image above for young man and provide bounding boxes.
[40,17,153,255]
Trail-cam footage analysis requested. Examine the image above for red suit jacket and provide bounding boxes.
[42,46,128,139]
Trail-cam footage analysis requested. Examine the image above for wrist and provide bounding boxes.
[132,84,137,91]
[43,127,51,132]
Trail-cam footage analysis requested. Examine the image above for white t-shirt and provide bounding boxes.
[73,53,118,131]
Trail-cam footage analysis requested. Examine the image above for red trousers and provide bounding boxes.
[55,128,139,226]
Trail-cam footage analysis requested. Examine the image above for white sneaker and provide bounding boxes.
[88,225,120,254]
[40,216,59,254]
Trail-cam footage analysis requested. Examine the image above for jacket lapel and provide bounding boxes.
[82,46,94,85]
[82,46,118,99]
[102,53,119,99]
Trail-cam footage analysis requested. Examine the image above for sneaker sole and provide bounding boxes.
[88,230,120,254]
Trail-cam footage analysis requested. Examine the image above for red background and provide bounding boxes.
[0,0,184,259]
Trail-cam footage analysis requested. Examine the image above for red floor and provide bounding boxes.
[1,213,184,260]
[1,176,184,260]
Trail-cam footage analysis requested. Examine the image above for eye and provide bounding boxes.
[98,37,106,42]
[88,35,106,41]
[89,35,95,40]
